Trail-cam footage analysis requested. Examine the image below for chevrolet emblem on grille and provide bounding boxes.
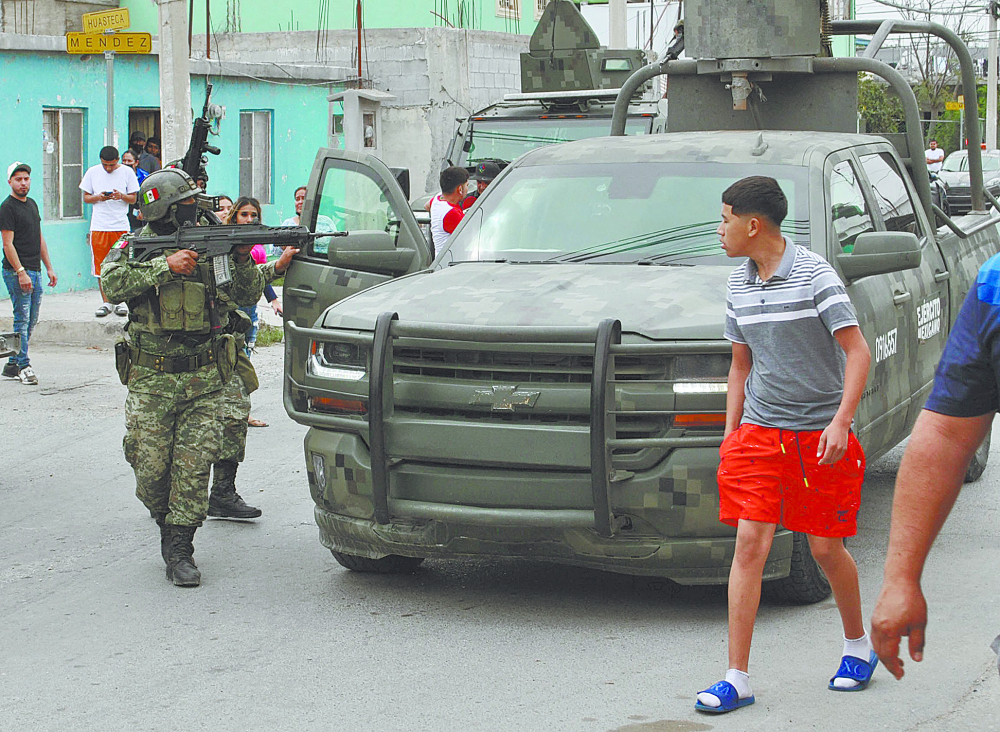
[470,385,541,411]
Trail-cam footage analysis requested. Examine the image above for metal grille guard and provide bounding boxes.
[289,315,731,538]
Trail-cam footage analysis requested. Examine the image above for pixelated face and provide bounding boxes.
[477,180,489,195]
[8,170,30,197]
[218,198,233,219]
[101,158,120,173]
[295,188,306,215]
[717,203,757,259]
[929,141,938,149]
[146,141,160,157]
[234,203,260,224]
[121,152,137,168]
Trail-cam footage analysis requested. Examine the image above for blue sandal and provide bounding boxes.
[694,680,755,713]
[829,650,878,691]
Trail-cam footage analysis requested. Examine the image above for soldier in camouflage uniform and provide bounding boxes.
[101,168,264,587]
[208,242,297,520]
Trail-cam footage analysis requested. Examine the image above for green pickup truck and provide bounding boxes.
[282,6,1000,603]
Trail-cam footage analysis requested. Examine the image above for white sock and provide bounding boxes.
[697,668,752,707]
[833,632,872,689]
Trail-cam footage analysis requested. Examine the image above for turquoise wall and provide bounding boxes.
[0,50,161,294]
[0,50,331,295]
[123,0,542,35]
[187,75,333,224]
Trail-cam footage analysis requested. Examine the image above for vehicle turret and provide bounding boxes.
[520,0,647,97]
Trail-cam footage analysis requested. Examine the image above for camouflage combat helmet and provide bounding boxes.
[137,168,203,226]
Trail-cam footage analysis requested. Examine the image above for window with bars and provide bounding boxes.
[239,110,272,203]
[42,109,84,219]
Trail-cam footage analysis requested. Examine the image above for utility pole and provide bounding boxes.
[156,0,192,163]
[356,0,363,87]
[988,2,999,151]
[610,0,627,48]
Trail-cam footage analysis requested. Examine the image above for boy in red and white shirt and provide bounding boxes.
[429,166,469,256]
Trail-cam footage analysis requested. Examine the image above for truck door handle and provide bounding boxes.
[285,287,317,301]
[893,291,912,306]
[934,269,951,282]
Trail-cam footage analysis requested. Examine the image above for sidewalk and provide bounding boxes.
[0,288,283,348]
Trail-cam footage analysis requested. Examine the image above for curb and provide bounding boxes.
[0,316,126,348]
[1,287,284,349]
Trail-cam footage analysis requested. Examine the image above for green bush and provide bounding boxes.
[256,322,283,348]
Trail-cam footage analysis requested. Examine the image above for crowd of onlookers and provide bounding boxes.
[1,130,305,386]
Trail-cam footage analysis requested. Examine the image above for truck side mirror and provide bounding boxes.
[389,168,410,200]
[328,230,416,275]
[836,231,921,282]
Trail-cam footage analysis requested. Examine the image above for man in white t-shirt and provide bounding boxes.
[925,140,944,174]
[79,146,139,316]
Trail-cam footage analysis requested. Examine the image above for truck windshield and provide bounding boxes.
[440,162,809,266]
[464,117,652,165]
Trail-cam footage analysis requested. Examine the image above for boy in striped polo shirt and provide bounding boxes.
[695,176,873,713]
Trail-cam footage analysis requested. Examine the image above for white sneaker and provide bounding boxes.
[18,366,38,385]
[114,303,129,316]
[95,303,113,317]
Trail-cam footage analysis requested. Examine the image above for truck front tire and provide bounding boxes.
[331,551,425,574]
[762,532,832,605]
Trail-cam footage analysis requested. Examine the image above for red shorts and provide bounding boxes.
[717,424,865,538]
[90,231,126,276]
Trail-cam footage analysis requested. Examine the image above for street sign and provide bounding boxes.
[66,32,151,55]
[81,8,130,34]
[946,101,965,111]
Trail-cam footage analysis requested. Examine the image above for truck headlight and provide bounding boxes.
[308,340,367,381]
[671,353,728,393]
[673,382,727,394]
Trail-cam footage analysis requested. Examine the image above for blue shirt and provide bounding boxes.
[924,253,1000,417]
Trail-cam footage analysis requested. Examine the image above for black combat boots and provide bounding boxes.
[166,525,201,587]
[153,512,170,564]
[208,459,262,518]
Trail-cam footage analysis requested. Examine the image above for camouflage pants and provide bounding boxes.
[219,373,251,463]
[124,387,223,526]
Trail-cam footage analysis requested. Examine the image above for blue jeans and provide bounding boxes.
[240,304,258,355]
[3,267,42,369]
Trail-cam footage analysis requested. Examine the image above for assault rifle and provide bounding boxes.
[128,224,344,334]
[180,83,222,188]
[130,224,344,276]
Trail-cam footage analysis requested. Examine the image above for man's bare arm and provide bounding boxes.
[724,342,752,439]
[818,325,870,464]
[871,409,993,680]
[2,230,20,270]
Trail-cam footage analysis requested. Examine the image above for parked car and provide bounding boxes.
[936,149,1000,214]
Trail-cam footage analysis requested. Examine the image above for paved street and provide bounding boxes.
[2,339,999,732]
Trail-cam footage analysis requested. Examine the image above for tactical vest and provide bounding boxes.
[127,258,217,336]
[125,226,240,338]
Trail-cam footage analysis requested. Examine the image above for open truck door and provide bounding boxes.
[283,148,431,413]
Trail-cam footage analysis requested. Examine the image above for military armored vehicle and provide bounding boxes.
[442,0,664,175]
[283,0,1000,602]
